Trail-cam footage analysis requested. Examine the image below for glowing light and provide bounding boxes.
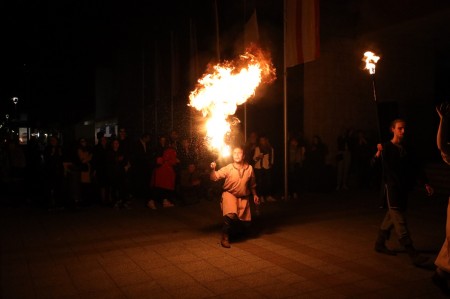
[363,51,380,75]
[189,46,276,158]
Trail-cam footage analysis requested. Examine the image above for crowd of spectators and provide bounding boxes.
[0,126,380,210]
[0,128,219,211]
[284,128,379,197]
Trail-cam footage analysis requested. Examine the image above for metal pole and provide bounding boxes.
[170,31,175,132]
[214,0,220,61]
[154,40,159,142]
[371,74,382,142]
[142,46,145,134]
[283,0,289,201]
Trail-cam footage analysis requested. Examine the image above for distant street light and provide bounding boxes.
[11,97,19,119]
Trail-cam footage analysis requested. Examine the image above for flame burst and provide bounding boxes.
[363,51,380,75]
[189,46,276,157]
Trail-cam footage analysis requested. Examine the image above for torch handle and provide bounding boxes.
[371,74,382,143]
[372,76,377,103]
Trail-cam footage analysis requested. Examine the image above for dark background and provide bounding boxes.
[2,0,450,194]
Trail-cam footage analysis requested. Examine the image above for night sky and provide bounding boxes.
[3,1,450,131]
[2,0,281,128]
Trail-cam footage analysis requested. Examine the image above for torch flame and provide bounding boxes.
[189,46,276,158]
[363,51,380,75]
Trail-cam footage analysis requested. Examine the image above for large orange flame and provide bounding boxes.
[189,46,276,158]
[363,51,380,75]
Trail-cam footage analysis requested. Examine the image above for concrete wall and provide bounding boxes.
[303,8,450,164]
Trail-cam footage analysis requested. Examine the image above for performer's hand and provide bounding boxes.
[425,184,434,196]
[253,194,260,205]
[375,143,383,158]
[436,102,450,120]
[210,161,216,169]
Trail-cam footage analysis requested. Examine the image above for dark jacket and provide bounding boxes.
[377,141,428,210]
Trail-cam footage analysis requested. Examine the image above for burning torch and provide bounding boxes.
[362,51,381,140]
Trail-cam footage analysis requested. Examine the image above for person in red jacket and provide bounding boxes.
[147,147,177,209]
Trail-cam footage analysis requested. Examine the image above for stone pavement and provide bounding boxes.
[1,188,450,299]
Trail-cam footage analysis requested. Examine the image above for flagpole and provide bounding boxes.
[170,31,175,132]
[283,0,289,201]
[243,3,247,143]
[244,1,250,143]
[189,18,197,139]
[214,0,220,61]
[154,40,159,143]
[142,44,145,134]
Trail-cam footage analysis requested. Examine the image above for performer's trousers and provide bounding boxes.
[379,207,410,241]
[379,183,411,242]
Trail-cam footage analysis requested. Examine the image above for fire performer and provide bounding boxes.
[210,144,260,248]
[373,119,434,267]
[432,102,450,295]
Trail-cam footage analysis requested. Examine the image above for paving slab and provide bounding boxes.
[1,188,449,298]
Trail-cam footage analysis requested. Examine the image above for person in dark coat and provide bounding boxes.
[373,119,433,267]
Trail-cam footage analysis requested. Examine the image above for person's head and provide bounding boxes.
[96,131,105,141]
[158,135,167,146]
[390,119,406,141]
[49,136,59,146]
[248,132,258,144]
[289,137,298,146]
[188,163,196,173]
[170,130,178,140]
[259,135,268,146]
[111,139,120,150]
[78,138,88,148]
[141,133,150,143]
[231,145,245,163]
[118,127,127,140]
[163,147,178,164]
[100,136,108,146]
[182,138,190,148]
[312,135,321,145]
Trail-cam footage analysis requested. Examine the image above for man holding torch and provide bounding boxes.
[373,119,434,267]
[210,144,260,248]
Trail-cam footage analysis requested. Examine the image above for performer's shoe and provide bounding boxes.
[432,269,450,296]
[162,199,174,208]
[374,243,397,256]
[147,200,157,210]
[410,253,430,268]
[266,196,277,202]
[374,230,396,256]
[404,244,429,267]
[221,234,231,248]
